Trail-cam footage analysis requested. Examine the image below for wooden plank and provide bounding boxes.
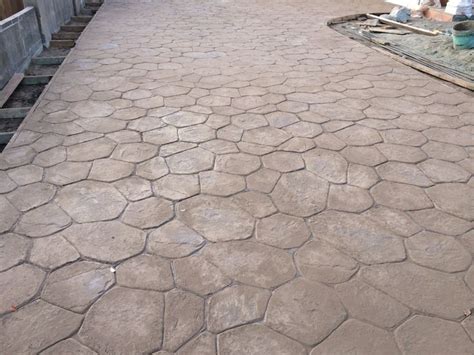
[0,73,24,108]
[0,0,24,20]
[52,32,80,40]
[368,28,411,35]
[0,107,30,119]
[327,12,386,26]
[50,40,75,48]
[366,14,442,36]
[22,75,52,85]
[72,15,92,22]
[31,56,65,65]
[61,24,86,32]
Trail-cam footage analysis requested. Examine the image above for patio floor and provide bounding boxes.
[0,0,473,353]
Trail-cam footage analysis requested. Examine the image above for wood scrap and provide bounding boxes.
[366,14,442,36]
[368,27,411,35]
[0,73,24,108]
[365,19,380,27]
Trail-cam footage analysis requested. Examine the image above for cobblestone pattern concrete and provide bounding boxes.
[1,0,473,353]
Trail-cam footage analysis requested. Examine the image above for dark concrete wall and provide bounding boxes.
[0,7,42,89]
[73,0,86,15]
[23,0,75,47]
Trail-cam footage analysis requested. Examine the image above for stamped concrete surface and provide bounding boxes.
[1,0,474,353]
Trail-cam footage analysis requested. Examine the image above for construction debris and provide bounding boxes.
[382,6,412,22]
[328,13,474,90]
[367,13,443,35]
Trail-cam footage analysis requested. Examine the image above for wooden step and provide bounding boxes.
[22,75,52,85]
[80,8,96,16]
[0,107,31,119]
[52,32,80,40]
[85,3,101,10]
[72,15,92,23]
[0,73,24,108]
[60,24,86,33]
[50,39,75,48]
[31,56,65,66]
[85,0,102,6]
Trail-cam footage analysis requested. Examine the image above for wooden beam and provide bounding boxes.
[368,28,411,35]
[52,32,80,40]
[31,56,65,65]
[61,24,86,32]
[366,14,442,36]
[72,15,92,22]
[0,73,24,108]
[22,75,52,85]
[50,39,75,48]
[0,107,30,119]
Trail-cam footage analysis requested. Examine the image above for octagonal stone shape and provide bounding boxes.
[308,211,405,264]
[14,204,71,238]
[79,287,163,354]
[42,261,114,312]
[406,231,472,273]
[40,339,96,355]
[208,285,271,333]
[242,126,291,147]
[173,254,231,296]
[426,183,474,220]
[395,315,474,354]
[163,289,204,351]
[256,213,310,249]
[218,324,306,355]
[29,234,79,269]
[0,196,20,233]
[0,233,30,271]
[0,300,83,354]
[122,197,174,229]
[296,240,359,284]
[203,241,296,288]
[71,101,115,118]
[62,221,146,262]
[335,279,410,328]
[361,262,474,320]
[177,195,254,242]
[111,143,158,163]
[271,170,329,217]
[265,278,346,345]
[148,220,205,258]
[55,181,127,223]
[116,255,174,291]
[166,148,214,174]
[0,264,45,314]
[303,148,348,184]
[311,319,400,355]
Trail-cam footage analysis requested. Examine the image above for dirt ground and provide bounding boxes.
[334,18,474,77]
[4,83,46,108]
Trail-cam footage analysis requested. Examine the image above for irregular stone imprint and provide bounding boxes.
[203,241,296,288]
[266,278,346,345]
[308,211,406,264]
[177,195,254,242]
[79,287,163,354]
[0,0,473,352]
